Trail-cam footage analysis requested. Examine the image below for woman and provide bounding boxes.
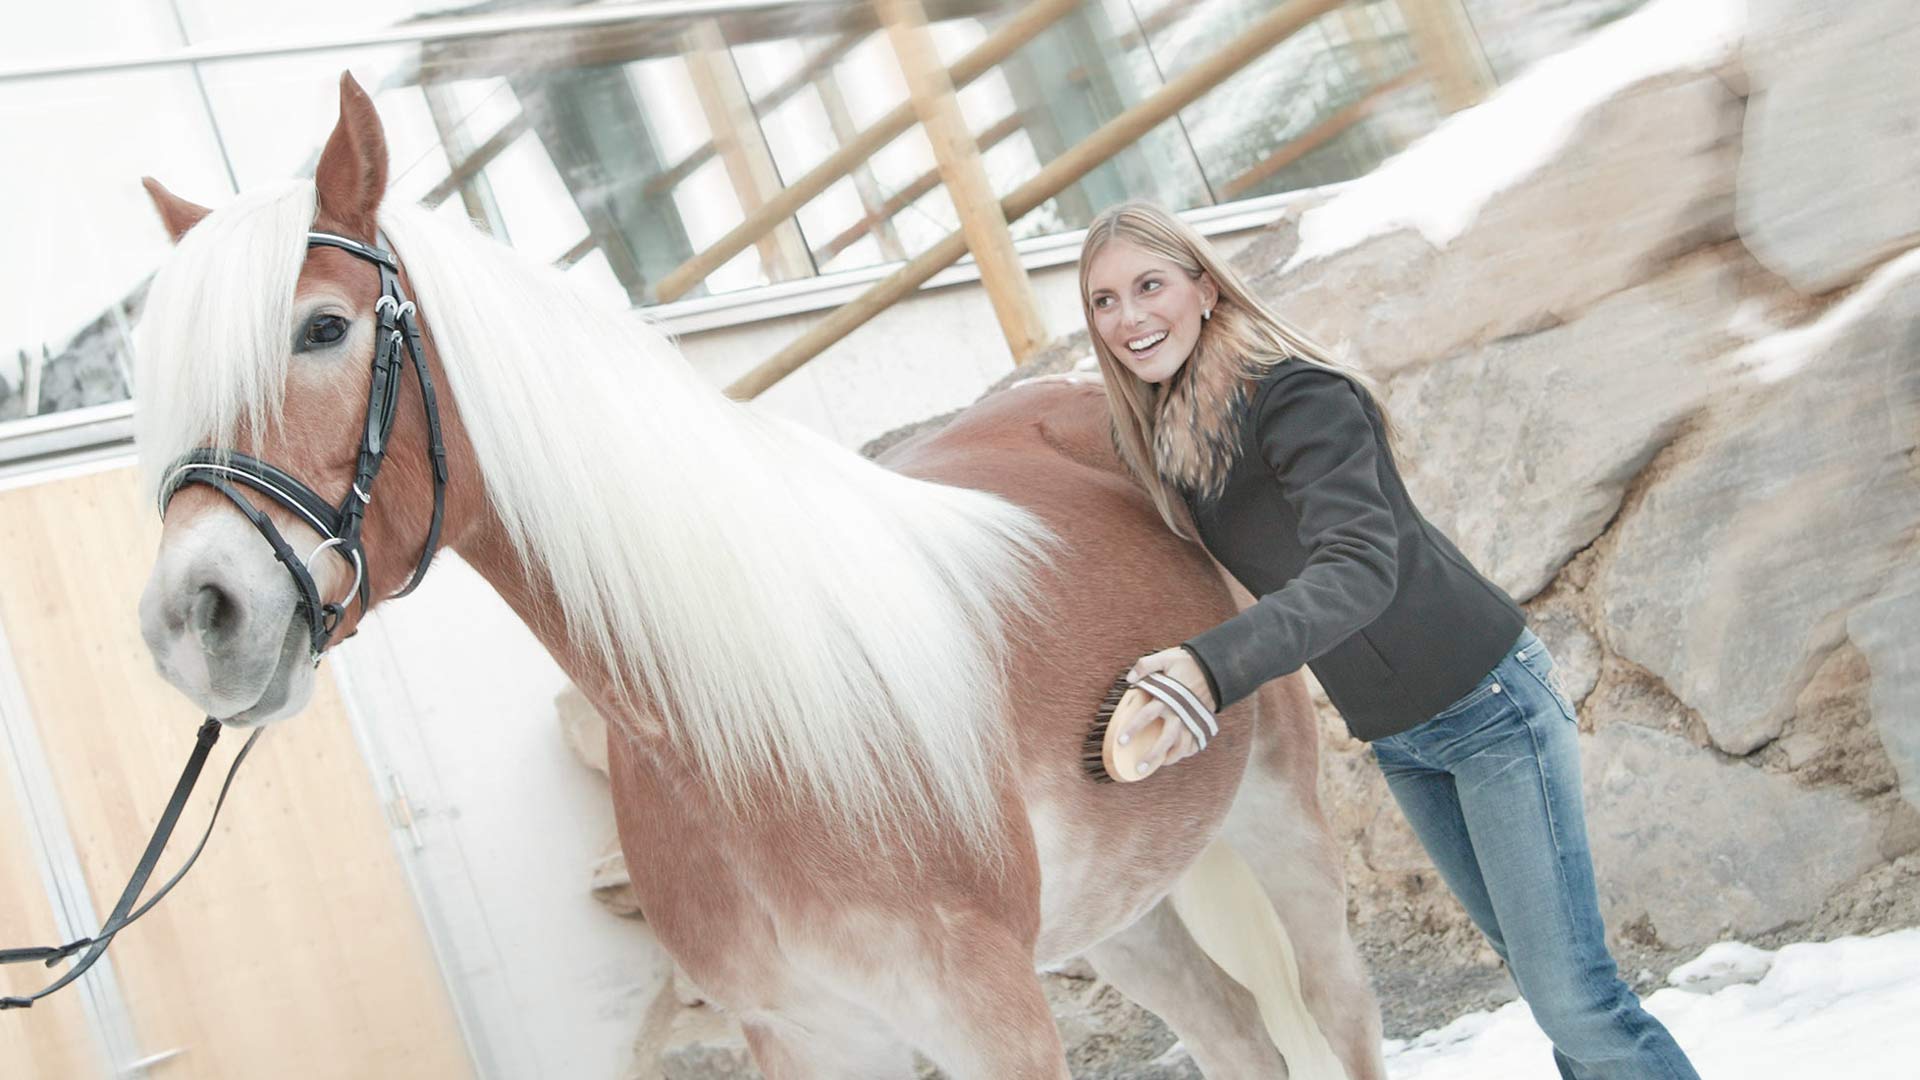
[1080,201,1699,1079]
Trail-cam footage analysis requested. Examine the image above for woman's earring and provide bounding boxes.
[1202,308,1212,322]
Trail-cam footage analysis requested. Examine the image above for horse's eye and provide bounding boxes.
[303,314,348,348]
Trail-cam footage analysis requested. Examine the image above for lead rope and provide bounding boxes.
[0,719,261,1009]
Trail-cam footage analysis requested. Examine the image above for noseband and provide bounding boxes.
[1,231,450,1010]
[157,230,449,661]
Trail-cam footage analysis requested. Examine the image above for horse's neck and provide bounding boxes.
[455,518,666,739]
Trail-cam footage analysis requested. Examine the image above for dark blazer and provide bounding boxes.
[1179,358,1526,741]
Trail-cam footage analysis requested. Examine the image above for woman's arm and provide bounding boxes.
[1182,368,1400,711]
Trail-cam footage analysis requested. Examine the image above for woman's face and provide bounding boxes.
[1085,240,1219,385]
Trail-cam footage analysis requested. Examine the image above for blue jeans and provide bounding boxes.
[1370,627,1699,1079]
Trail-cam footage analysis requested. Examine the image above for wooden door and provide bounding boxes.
[0,465,471,1079]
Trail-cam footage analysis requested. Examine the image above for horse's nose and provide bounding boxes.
[189,581,242,649]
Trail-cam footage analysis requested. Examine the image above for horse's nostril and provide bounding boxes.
[190,583,239,643]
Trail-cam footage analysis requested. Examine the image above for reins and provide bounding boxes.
[2,229,446,1009]
[2,721,257,1009]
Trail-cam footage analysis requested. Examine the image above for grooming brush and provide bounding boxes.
[1083,670,1220,783]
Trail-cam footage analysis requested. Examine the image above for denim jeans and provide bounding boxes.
[1371,626,1699,1079]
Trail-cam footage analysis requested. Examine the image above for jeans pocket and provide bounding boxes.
[1515,640,1578,723]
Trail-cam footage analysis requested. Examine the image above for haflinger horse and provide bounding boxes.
[133,75,1384,1078]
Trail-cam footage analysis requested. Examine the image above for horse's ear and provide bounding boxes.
[314,71,388,241]
[142,177,211,243]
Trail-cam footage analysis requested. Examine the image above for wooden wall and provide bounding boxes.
[0,466,470,1079]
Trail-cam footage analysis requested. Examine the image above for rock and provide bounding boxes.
[1848,562,1920,810]
[592,835,643,918]
[1666,940,1775,993]
[1388,253,1741,601]
[656,1005,756,1080]
[1737,0,1920,293]
[1583,724,1882,945]
[1261,68,1739,378]
[559,685,611,777]
[1598,252,1920,754]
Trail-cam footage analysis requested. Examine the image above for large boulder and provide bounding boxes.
[1737,0,1920,293]
[1597,251,1920,755]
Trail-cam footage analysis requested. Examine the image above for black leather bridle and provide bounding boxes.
[2,230,448,1010]
[159,230,449,662]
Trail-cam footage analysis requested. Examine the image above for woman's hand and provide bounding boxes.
[1117,647,1217,774]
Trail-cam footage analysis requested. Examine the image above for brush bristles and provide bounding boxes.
[1083,672,1133,782]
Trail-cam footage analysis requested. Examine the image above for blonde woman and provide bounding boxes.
[1080,201,1698,1079]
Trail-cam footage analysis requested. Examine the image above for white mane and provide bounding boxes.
[135,182,1054,855]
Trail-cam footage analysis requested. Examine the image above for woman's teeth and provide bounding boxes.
[1128,330,1168,353]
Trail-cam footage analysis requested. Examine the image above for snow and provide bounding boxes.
[1383,928,1920,1078]
[1284,0,1746,273]
[1729,245,1920,384]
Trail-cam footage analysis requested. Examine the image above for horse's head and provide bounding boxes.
[137,74,462,725]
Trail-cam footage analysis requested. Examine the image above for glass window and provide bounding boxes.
[0,68,231,423]
[6,0,1563,435]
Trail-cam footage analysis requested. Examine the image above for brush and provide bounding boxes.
[1083,670,1219,783]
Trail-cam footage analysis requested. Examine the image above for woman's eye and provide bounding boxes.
[1093,295,1112,309]
[304,315,348,347]
[1141,279,1161,293]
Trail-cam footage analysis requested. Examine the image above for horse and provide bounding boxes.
[131,74,1385,1079]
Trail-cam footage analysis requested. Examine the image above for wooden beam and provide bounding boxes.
[1218,67,1419,200]
[877,0,1048,363]
[811,68,908,263]
[810,111,1022,265]
[641,28,865,200]
[1399,0,1494,113]
[681,18,814,284]
[727,0,1350,399]
[422,112,529,209]
[654,0,1080,304]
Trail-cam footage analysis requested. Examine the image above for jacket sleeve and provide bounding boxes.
[1182,369,1400,710]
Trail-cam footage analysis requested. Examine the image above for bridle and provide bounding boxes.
[2,230,448,1010]
[159,230,449,663]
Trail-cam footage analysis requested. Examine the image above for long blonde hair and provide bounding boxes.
[1078,201,1398,540]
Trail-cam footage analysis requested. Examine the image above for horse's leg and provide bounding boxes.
[740,1013,916,1080]
[1084,899,1289,1078]
[886,919,1070,1080]
[1235,679,1389,1080]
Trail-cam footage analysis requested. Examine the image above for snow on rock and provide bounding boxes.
[1667,941,1776,994]
[1285,0,1744,272]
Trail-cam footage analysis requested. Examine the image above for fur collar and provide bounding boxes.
[1151,308,1267,503]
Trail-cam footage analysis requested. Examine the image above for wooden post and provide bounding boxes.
[1219,68,1419,199]
[812,69,908,263]
[810,112,1023,265]
[1399,0,1495,113]
[653,0,1080,304]
[681,19,814,284]
[728,0,1349,399]
[877,0,1049,364]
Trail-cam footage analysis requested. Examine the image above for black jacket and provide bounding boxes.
[1179,358,1525,741]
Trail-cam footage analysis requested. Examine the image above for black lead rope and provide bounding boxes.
[1,719,261,1009]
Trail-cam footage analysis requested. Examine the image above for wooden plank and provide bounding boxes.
[681,19,816,285]
[1218,67,1420,200]
[1399,0,1495,113]
[654,0,1080,303]
[811,68,908,263]
[878,0,1048,363]
[0,468,471,1079]
[809,111,1023,265]
[727,0,1351,400]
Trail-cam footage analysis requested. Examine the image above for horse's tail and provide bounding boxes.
[1169,837,1351,1079]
